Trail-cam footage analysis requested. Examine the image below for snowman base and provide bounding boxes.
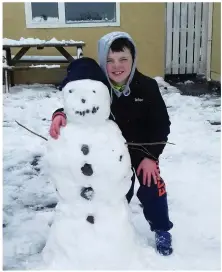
[42,201,144,270]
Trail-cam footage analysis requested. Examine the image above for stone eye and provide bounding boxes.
[69,90,72,93]
[93,90,96,93]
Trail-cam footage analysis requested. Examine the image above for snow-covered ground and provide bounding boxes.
[3,79,221,270]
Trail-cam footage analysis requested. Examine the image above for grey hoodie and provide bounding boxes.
[97,31,137,100]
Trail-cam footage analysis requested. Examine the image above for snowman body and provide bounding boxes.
[42,80,143,270]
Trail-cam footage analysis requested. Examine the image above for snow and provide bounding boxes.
[32,17,59,23]
[66,18,115,23]
[184,80,194,84]
[3,80,221,270]
[29,64,61,69]
[3,37,85,46]
[12,55,78,61]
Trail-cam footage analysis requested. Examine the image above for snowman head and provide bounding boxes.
[63,79,111,124]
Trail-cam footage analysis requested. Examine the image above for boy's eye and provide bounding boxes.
[69,90,72,93]
[107,59,113,63]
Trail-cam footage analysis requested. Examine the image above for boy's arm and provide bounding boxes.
[145,79,171,159]
[136,79,171,162]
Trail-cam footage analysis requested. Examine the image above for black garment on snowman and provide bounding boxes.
[53,57,173,232]
[58,57,110,91]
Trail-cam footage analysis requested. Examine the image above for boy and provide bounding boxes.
[50,32,173,256]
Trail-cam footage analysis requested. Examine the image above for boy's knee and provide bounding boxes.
[136,176,167,202]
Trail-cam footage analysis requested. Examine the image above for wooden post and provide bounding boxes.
[187,3,195,73]
[193,3,202,74]
[172,3,180,74]
[180,3,188,74]
[165,3,173,74]
[5,48,14,86]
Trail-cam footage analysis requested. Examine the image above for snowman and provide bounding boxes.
[42,78,144,270]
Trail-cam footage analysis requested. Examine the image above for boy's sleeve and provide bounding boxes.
[133,79,171,164]
[52,108,67,120]
[144,79,171,159]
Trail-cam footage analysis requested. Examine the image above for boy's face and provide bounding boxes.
[106,47,133,85]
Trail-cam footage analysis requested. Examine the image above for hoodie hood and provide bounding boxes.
[98,31,137,98]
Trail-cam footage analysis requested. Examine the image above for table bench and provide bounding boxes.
[3,39,85,93]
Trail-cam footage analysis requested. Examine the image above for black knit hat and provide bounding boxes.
[59,57,110,90]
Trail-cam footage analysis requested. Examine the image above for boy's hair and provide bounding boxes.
[110,38,135,60]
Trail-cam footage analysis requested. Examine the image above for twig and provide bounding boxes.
[126,141,175,146]
[129,145,157,160]
[14,120,175,146]
[15,120,48,141]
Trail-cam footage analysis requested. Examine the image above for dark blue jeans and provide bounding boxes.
[126,165,173,232]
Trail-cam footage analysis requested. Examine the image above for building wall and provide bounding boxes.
[3,2,165,84]
[210,2,221,81]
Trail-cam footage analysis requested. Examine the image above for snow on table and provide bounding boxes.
[3,37,85,46]
[29,64,61,69]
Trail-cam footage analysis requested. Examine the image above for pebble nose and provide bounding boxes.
[81,99,86,103]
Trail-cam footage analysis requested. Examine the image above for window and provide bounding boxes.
[25,2,120,28]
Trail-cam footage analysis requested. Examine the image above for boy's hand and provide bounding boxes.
[49,115,66,139]
[136,158,160,187]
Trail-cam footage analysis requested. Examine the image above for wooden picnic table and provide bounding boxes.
[3,40,85,92]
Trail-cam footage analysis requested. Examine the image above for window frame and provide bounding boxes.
[25,2,120,28]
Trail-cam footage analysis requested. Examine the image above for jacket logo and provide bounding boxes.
[135,98,143,102]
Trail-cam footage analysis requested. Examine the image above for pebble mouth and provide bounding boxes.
[75,106,99,116]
